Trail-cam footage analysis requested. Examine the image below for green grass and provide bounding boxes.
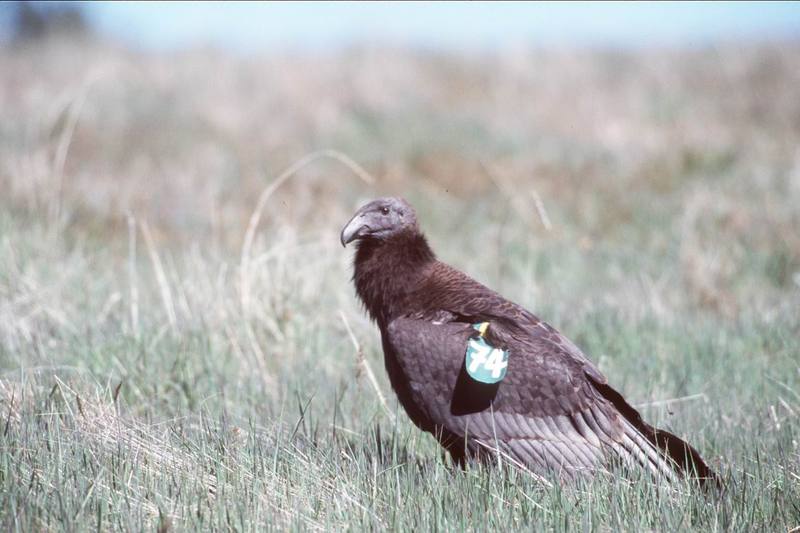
[1,39,800,530]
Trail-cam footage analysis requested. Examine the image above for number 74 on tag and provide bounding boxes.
[465,337,509,384]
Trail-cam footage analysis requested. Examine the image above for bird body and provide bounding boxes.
[341,197,716,486]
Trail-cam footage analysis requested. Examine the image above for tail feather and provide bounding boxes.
[590,378,720,489]
[621,424,681,483]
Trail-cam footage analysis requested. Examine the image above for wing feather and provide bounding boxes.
[383,290,714,485]
[384,317,616,479]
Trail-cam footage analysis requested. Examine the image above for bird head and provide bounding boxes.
[340,197,418,247]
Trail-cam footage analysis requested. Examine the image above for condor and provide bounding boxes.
[341,197,717,486]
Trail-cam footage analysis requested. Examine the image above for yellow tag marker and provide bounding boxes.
[475,322,489,336]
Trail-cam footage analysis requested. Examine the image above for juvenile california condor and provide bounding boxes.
[341,196,718,487]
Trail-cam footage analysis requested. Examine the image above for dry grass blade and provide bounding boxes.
[50,77,95,230]
[634,393,708,409]
[235,150,375,391]
[140,220,178,336]
[338,310,395,423]
[478,159,537,228]
[127,213,140,338]
[240,149,375,315]
[530,189,553,231]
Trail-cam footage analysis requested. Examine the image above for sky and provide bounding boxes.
[5,1,800,52]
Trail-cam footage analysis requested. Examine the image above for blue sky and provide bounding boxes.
[7,2,800,51]
[85,1,800,51]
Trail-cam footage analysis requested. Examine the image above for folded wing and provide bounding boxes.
[385,313,714,485]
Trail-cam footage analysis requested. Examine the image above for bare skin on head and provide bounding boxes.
[341,196,718,487]
[340,197,419,247]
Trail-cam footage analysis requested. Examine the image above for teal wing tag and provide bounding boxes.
[465,322,509,384]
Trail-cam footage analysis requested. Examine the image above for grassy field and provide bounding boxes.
[1,37,799,530]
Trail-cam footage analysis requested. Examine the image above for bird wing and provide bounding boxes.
[385,314,685,481]
[383,263,716,484]
[411,262,610,384]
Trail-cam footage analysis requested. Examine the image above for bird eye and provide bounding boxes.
[380,207,390,215]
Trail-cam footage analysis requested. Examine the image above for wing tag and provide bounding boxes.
[465,322,508,384]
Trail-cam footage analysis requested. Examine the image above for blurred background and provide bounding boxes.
[1,1,799,310]
[1,2,800,529]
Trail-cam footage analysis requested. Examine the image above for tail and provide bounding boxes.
[592,379,720,489]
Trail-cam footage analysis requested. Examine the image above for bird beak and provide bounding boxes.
[340,212,368,247]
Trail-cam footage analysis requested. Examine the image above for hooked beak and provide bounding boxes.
[340,212,369,247]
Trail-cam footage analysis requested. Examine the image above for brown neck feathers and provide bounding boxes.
[352,231,435,326]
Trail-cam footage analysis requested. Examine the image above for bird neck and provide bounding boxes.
[353,231,435,326]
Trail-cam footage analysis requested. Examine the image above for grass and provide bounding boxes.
[1,37,799,530]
